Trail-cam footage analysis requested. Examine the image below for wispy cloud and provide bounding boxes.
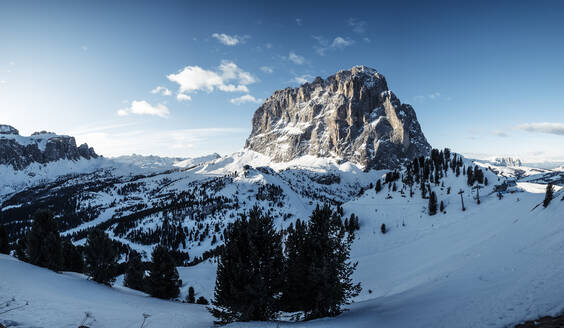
[296,18,303,26]
[151,86,172,96]
[67,121,138,136]
[81,45,88,52]
[292,74,315,85]
[167,60,257,100]
[348,18,366,33]
[211,33,249,46]
[288,51,305,65]
[516,122,564,136]
[117,100,170,118]
[313,36,354,56]
[260,66,273,73]
[414,92,445,103]
[230,94,263,105]
[74,127,248,157]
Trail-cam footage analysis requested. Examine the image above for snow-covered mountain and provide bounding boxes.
[0,124,98,170]
[2,66,564,328]
[245,66,431,170]
[110,153,221,170]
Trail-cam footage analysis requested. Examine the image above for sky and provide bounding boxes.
[1,0,564,163]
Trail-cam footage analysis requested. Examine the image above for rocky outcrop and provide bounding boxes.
[493,157,522,167]
[244,66,431,169]
[0,124,98,170]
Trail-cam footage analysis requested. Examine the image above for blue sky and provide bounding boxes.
[1,1,563,162]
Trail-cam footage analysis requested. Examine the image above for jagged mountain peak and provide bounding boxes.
[245,66,431,169]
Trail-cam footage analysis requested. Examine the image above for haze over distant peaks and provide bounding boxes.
[245,65,431,169]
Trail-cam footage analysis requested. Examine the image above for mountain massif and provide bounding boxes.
[245,66,431,169]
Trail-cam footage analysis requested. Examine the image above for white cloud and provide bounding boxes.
[230,94,263,105]
[516,122,564,136]
[211,33,249,46]
[260,66,274,73]
[292,74,314,85]
[265,43,273,49]
[348,18,366,33]
[151,86,172,96]
[176,93,192,102]
[288,51,305,65]
[296,18,303,26]
[414,92,444,103]
[0,80,6,84]
[314,36,354,56]
[167,60,256,97]
[117,100,170,118]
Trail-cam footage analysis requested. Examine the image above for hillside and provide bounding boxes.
[2,160,564,327]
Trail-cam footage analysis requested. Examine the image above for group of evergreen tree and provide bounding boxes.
[466,166,485,186]
[210,204,360,324]
[14,210,83,272]
[10,209,181,299]
[122,245,182,300]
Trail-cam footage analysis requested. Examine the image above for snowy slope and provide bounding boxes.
[0,255,212,328]
[3,152,564,327]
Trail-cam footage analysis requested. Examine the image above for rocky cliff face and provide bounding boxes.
[0,124,98,170]
[245,66,432,169]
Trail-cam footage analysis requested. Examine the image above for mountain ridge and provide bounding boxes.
[0,124,98,170]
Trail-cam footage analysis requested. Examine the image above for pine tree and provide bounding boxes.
[429,192,438,216]
[543,183,554,208]
[0,225,10,254]
[283,204,361,319]
[281,219,309,312]
[26,210,63,271]
[187,286,195,303]
[61,239,84,273]
[211,206,284,323]
[124,251,145,291]
[375,180,382,193]
[381,223,387,234]
[84,229,118,285]
[147,246,181,299]
[440,201,445,213]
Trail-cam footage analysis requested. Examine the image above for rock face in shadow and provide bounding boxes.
[245,66,432,170]
[0,124,98,170]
